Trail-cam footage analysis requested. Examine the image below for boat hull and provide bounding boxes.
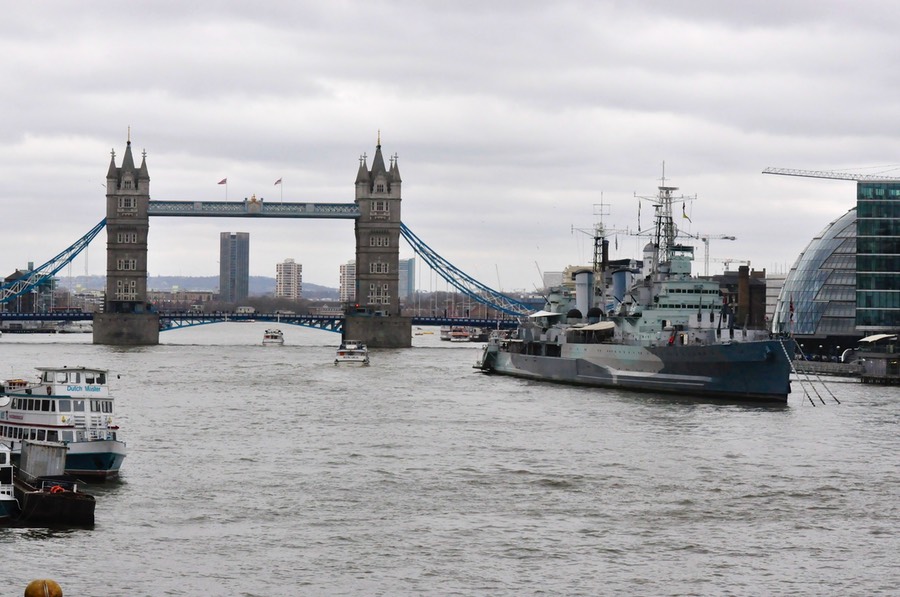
[0,497,17,522]
[481,339,791,403]
[64,440,127,481]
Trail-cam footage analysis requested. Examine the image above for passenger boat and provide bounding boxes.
[262,328,285,346]
[334,340,370,366]
[0,444,17,523]
[440,326,451,341]
[0,367,127,480]
[476,181,793,403]
[449,326,470,342]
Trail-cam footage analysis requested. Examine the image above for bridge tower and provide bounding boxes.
[93,136,160,345]
[347,135,412,347]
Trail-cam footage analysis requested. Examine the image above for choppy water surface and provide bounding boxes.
[1,324,898,596]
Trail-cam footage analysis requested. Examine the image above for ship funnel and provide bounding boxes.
[574,270,594,319]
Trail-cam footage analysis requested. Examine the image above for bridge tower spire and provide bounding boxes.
[94,135,159,345]
[349,135,411,346]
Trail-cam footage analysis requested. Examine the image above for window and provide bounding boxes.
[73,400,85,412]
[115,279,138,301]
[367,283,391,304]
[116,259,138,271]
[370,200,389,218]
[369,262,389,274]
[117,197,137,215]
[369,234,390,247]
[116,232,138,244]
[58,400,71,412]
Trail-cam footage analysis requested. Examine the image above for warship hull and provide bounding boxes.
[479,338,792,403]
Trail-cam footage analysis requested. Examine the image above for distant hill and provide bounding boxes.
[57,275,339,300]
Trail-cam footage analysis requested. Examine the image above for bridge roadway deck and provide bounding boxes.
[0,311,519,333]
[147,201,360,218]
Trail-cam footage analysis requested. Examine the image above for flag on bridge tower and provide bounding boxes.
[274,178,282,185]
[218,178,227,185]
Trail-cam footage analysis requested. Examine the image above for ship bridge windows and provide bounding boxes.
[10,398,56,412]
[58,399,71,412]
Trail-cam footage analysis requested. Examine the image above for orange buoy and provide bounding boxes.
[24,579,63,597]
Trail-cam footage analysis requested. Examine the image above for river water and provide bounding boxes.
[0,324,898,596]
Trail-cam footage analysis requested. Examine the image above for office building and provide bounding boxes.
[219,232,249,303]
[397,257,415,303]
[275,258,303,299]
[856,181,900,330]
[339,260,356,303]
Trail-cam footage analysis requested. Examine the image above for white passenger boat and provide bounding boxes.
[334,340,370,366]
[0,367,127,481]
[262,328,285,346]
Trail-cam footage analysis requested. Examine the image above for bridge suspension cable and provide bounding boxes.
[400,223,532,317]
[0,219,107,305]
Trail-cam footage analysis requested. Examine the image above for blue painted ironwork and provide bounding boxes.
[0,219,107,305]
[399,223,532,317]
[148,200,360,219]
[159,312,344,332]
[0,311,519,334]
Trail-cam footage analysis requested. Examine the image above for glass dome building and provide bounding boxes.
[772,208,858,358]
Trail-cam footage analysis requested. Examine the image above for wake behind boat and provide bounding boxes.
[335,340,370,366]
[0,366,126,480]
[476,180,793,403]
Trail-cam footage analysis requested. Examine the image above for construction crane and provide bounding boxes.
[712,258,750,271]
[762,167,900,181]
[683,232,736,276]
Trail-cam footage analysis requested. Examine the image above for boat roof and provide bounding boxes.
[859,333,898,344]
[35,366,108,374]
[567,321,616,332]
[529,310,564,318]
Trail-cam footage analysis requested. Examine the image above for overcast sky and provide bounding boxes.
[2,1,899,293]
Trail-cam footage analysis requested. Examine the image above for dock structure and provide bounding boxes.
[840,333,900,384]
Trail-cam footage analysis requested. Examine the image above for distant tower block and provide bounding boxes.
[93,136,159,345]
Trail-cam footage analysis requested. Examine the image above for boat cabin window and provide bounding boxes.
[91,400,101,413]
[37,429,46,441]
[55,372,67,383]
[73,400,85,412]
[0,451,6,465]
[61,431,74,442]
[46,430,59,442]
[58,399,71,412]
[70,372,80,383]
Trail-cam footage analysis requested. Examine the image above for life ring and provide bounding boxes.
[49,485,65,494]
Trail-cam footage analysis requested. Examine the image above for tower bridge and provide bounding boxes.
[1,135,532,346]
